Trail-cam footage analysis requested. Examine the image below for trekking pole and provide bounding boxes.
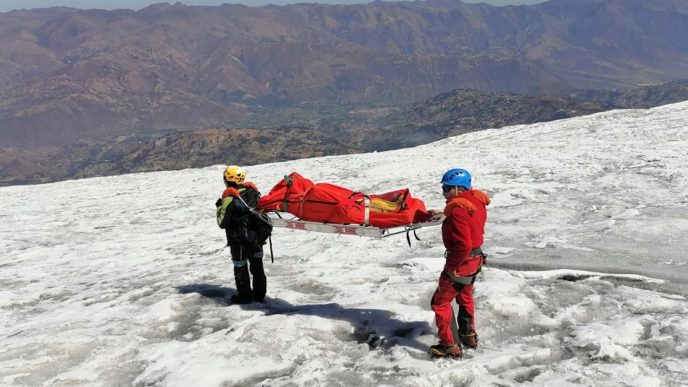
[268,235,274,263]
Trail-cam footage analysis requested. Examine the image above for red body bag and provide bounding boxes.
[257,172,432,228]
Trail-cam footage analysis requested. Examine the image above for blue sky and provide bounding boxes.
[0,0,546,13]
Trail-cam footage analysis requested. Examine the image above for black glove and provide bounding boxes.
[215,198,222,207]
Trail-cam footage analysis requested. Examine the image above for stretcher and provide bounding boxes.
[268,211,445,246]
[257,172,444,246]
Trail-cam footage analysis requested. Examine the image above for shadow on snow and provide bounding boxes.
[176,283,235,305]
[176,284,433,352]
[264,300,433,352]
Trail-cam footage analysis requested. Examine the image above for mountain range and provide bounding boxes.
[1,0,688,148]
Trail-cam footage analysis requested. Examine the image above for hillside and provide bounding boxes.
[1,0,687,147]
[3,79,688,186]
[0,127,358,185]
[368,89,608,150]
[573,79,688,109]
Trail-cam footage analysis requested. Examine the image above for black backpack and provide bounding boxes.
[251,211,273,246]
[231,193,273,248]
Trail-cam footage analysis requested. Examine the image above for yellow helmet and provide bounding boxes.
[223,165,246,184]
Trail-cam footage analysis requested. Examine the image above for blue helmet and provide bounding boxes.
[441,168,472,189]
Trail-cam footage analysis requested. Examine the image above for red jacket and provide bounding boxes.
[441,189,490,275]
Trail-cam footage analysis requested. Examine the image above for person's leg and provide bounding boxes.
[231,244,252,303]
[430,275,463,357]
[248,246,266,302]
[455,282,478,349]
[455,283,474,333]
[431,274,461,346]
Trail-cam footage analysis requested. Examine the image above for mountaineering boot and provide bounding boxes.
[429,343,463,358]
[459,332,479,350]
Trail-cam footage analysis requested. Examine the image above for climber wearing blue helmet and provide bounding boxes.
[430,168,491,359]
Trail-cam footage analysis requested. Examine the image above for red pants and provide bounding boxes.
[431,256,481,345]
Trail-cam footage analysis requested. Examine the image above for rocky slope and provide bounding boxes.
[3,79,687,186]
[368,89,608,150]
[0,127,357,186]
[573,79,688,109]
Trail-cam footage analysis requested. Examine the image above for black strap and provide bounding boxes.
[405,227,423,248]
[445,247,483,258]
[444,251,486,285]
[470,247,483,256]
